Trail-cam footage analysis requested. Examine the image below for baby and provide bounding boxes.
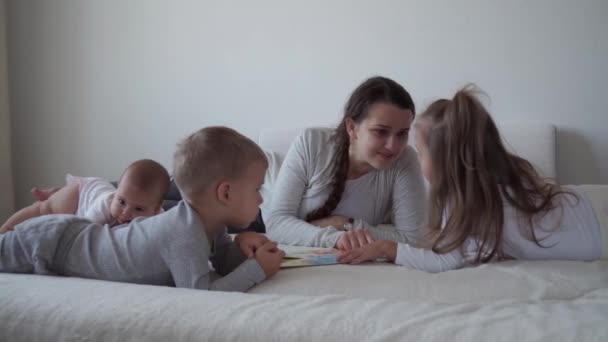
[0,159,170,232]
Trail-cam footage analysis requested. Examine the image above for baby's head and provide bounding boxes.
[111,159,171,224]
[173,126,268,229]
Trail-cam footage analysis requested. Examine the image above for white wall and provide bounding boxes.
[0,0,14,221]
[6,0,608,208]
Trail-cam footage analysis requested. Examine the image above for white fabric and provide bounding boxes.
[575,184,608,258]
[66,174,116,225]
[252,246,608,303]
[259,150,283,219]
[265,128,427,247]
[1,265,607,341]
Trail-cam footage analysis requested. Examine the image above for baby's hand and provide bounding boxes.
[235,231,269,258]
[255,241,285,278]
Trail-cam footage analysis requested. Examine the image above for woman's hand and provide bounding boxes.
[335,230,374,250]
[338,240,397,264]
[310,215,351,230]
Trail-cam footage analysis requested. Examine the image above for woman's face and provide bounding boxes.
[347,103,413,171]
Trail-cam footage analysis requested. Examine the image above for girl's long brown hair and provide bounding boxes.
[305,76,415,222]
[419,85,573,262]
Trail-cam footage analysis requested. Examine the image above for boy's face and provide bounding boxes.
[110,176,162,224]
[226,160,266,229]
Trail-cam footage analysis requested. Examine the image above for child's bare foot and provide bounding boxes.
[31,187,61,201]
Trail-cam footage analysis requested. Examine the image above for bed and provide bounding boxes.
[1,122,607,341]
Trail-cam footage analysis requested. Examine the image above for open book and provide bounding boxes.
[281,248,344,268]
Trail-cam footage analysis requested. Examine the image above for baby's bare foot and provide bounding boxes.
[31,187,61,201]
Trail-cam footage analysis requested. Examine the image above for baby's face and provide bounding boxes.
[110,178,162,224]
[225,160,266,229]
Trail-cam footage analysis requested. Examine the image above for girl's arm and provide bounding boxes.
[339,240,467,273]
[393,242,466,272]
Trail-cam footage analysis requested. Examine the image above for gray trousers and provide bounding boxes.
[0,215,88,275]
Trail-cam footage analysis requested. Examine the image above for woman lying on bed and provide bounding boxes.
[338,86,606,272]
[265,76,427,250]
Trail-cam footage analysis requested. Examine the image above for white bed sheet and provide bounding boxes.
[250,246,608,303]
[1,272,607,342]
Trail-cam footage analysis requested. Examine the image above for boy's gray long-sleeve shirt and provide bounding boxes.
[2,201,266,292]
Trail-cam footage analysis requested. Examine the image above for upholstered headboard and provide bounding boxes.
[257,122,557,179]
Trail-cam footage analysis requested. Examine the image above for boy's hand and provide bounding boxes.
[235,232,270,258]
[255,241,285,278]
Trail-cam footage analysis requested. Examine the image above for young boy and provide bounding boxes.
[0,159,171,233]
[0,126,284,291]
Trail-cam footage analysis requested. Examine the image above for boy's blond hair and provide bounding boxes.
[119,159,171,205]
[173,126,267,201]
